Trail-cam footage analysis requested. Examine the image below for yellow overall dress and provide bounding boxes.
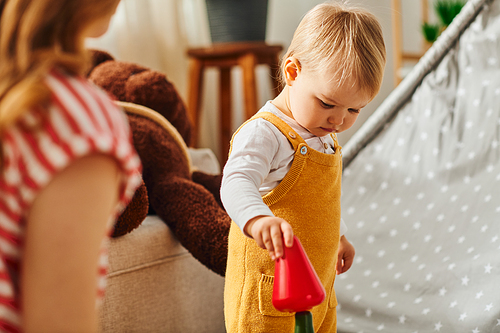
[224,112,342,333]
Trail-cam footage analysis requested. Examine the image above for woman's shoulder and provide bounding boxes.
[1,69,140,202]
[43,69,132,146]
[46,69,121,120]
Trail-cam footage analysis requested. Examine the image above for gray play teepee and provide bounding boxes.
[336,0,500,331]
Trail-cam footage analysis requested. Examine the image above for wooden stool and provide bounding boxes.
[186,42,283,162]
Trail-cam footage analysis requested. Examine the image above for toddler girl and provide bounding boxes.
[221,2,386,332]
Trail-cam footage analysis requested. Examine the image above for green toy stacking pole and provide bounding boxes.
[294,311,314,333]
[272,236,326,333]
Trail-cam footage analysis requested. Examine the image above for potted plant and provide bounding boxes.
[205,0,269,43]
[422,0,465,43]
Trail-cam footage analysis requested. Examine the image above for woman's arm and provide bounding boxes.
[22,154,120,332]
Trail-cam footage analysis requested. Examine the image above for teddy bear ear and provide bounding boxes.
[86,49,115,77]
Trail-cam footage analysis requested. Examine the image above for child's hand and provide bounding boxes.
[336,235,355,275]
[244,216,294,260]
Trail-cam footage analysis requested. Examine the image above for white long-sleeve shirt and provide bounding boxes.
[221,101,347,236]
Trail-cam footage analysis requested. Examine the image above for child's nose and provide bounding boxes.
[328,110,346,126]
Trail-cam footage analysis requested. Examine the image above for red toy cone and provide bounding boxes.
[272,235,326,313]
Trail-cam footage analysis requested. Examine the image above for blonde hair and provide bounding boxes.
[281,1,386,98]
[0,0,120,134]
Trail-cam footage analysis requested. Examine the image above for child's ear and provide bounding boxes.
[283,57,301,86]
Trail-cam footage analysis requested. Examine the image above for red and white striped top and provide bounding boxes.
[0,69,142,332]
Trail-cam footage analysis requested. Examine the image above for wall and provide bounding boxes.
[86,0,428,160]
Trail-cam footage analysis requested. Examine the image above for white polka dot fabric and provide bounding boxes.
[336,0,500,331]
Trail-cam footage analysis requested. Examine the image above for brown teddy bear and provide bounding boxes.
[88,50,230,276]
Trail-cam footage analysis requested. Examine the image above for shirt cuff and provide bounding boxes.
[340,218,347,236]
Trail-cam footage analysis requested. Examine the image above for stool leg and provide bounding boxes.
[239,53,258,121]
[219,67,232,165]
[187,58,204,147]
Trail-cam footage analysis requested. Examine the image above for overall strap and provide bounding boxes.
[248,112,306,151]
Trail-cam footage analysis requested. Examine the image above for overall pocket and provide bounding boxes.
[258,274,295,317]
